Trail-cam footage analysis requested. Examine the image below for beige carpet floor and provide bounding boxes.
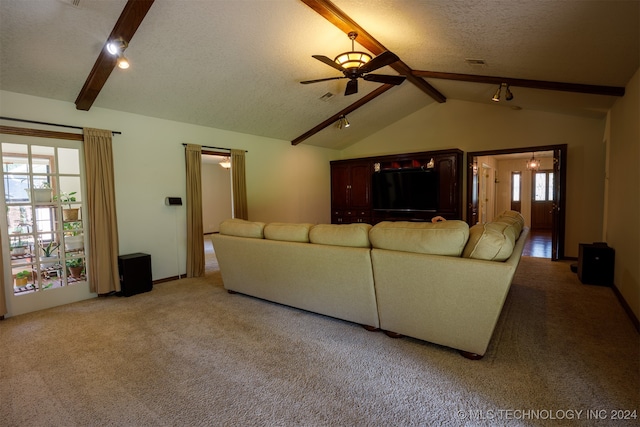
[1,244,638,426]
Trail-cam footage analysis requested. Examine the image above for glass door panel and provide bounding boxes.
[2,139,87,301]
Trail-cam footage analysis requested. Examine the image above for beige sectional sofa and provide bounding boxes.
[211,211,528,358]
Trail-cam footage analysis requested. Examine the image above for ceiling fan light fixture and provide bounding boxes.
[334,51,371,70]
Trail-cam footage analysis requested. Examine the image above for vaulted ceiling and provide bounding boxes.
[1,0,638,150]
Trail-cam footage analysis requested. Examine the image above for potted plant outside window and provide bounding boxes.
[10,238,28,255]
[54,191,79,221]
[39,240,60,268]
[63,221,84,251]
[66,257,84,278]
[30,182,53,203]
[14,270,30,287]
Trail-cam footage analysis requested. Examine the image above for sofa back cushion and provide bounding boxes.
[462,219,522,261]
[264,222,314,243]
[495,210,525,236]
[309,223,372,248]
[219,219,265,239]
[369,221,470,256]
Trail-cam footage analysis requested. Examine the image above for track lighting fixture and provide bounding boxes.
[491,83,514,102]
[337,115,350,129]
[491,85,501,102]
[505,85,513,101]
[106,38,130,69]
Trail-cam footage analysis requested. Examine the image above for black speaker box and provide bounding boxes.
[578,243,614,286]
[118,253,153,297]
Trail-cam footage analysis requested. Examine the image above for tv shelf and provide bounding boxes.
[330,149,463,225]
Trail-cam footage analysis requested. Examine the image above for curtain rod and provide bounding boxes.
[0,116,121,135]
[182,143,247,153]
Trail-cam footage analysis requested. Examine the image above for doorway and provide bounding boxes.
[467,144,567,260]
[201,153,232,273]
[201,153,232,235]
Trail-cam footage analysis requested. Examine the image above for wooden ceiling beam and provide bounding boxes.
[291,84,395,145]
[413,70,625,97]
[301,0,446,103]
[75,0,155,111]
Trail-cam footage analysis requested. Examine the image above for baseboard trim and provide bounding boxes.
[612,284,640,333]
[153,275,181,285]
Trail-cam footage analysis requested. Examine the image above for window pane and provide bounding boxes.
[3,173,30,202]
[58,148,79,175]
[548,173,554,200]
[512,173,521,202]
[535,173,546,201]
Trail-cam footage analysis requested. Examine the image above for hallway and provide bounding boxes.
[523,230,552,258]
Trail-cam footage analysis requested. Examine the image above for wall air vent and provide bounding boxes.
[63,0,82,8]
[319,92,334,102]
[465,58,486,66]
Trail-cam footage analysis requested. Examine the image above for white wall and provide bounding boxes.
[342,99,607,258]
[1,91,339,281]
[607,67,640,320]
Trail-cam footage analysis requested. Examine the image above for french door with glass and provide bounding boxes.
[1,135,94,317]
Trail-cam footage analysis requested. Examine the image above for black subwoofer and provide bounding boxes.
[118,253,153,296]
[578,243,614,286]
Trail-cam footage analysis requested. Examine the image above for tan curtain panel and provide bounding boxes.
[231,149,248,220]
[0,232,6,317]
[185,144,204,278]
[83,128,120,294]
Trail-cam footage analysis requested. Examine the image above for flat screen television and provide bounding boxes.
[372,168,439,212]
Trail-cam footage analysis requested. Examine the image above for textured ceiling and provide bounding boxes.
[1,0,638,149]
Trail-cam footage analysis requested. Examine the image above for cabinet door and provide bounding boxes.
[331,164,350,210]
[436,154,458,215]
[348,163,372,208]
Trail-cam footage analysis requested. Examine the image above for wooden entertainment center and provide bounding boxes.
[330,149,463,224]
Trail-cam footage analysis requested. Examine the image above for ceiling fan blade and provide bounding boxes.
[345,79,358,96]
[363,74,406,85]
[312,55,345,72]
[300,76,346,84]
[359,51,400,73]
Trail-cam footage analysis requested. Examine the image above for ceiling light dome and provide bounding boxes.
[334,32,371,70]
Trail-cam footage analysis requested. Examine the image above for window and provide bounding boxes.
[2,142,86,295]
[512,172,521,202]
[534,171,554,201]
[511,171,521,212]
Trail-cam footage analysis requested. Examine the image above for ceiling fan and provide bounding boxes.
[300,32,406,96]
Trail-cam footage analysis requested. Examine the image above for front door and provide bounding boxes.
[531,170,554,230]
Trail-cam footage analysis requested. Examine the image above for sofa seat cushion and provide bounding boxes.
[219,219,265,239]
[463,221,520,261]
[369,221,470,256]
[309,223,372,248]
[264,222,314,243]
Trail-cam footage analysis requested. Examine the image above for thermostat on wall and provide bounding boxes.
[165,197,182,206]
